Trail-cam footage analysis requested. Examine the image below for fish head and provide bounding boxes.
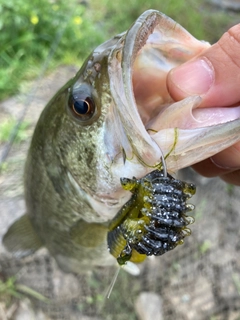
[43,10,240,223]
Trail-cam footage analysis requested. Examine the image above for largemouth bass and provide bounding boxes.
[3,10,240,273]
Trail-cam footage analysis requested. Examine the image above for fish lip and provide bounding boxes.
[107,11,165,167]
[67,169,132,221]
[108,10,240,172]
[122,10,210,130]
[68,169,121,206]
[107,10,211,168]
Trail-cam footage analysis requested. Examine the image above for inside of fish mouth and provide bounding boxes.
[131,31,240,131]
[132,44,173,127]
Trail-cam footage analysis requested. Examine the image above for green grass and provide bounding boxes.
[232,273,240,295]
[0,118,30,144]
[0,0,105,100]
[90,0,239,41]
[0,0,239,101]
[0,276,49,305]
[199,240,212,254]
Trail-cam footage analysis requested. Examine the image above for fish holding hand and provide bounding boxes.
[3,10,240,273]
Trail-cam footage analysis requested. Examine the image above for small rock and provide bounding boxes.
[135,292,163,320]
[52,268,81,301]
[166,276,215,320]
[13,299,36,320]
[0,302,7,320]
[13,299,52,320]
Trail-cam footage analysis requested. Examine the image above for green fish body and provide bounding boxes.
[3,10,240,273]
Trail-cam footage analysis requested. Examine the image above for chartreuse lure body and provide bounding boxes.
[107,170,196,266]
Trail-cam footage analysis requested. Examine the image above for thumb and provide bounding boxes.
[167,24,240,108]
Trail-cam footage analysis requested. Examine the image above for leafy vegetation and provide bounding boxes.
[92,0,240,42]
[0,118,30,143]
[0,275,49,305]
[0,0,105,100]
[0,0,239,101]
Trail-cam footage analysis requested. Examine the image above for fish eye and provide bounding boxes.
[72,97,93,116]
[68,93,95,121]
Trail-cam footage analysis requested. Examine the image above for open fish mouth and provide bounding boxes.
[108,10,240,171]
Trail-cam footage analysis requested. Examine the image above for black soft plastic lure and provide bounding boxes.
[107,170,196,266]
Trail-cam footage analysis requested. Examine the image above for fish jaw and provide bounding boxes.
[147,96,240,171]
[108,9,210,166]
[107,10,240,172]
[151,118,240,171]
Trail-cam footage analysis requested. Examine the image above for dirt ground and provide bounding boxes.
[0,66,240,320]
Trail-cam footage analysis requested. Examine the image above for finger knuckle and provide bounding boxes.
[218,25,240,69]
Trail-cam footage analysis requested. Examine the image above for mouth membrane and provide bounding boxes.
[130,15,240,132]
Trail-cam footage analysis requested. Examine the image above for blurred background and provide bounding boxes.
[1,0,240,101]
[0,1,240,319]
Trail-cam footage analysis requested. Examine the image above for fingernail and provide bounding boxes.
[170,58,214,95]
[211,146,240,170]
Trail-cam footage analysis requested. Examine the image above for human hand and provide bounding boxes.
[167,24,240,185]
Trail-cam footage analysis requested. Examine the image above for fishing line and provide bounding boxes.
[105,262,140,299]
[161,153,167,177]
[105,266,121,299]
[0,13,72,170]
[152,139,167,177]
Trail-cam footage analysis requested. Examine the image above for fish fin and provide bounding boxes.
[70,219,108,248]
[3,214,43,258]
